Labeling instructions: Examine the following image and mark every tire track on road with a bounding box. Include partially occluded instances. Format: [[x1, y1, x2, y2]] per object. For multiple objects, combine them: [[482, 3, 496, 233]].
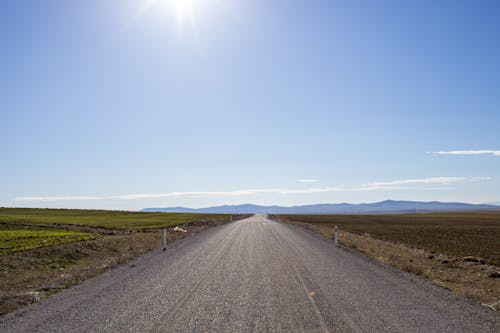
[[267, 222, 331, 333], [86, 222, 243, 333], [150, 221, 245, 333], [268, 218, 363, 333]]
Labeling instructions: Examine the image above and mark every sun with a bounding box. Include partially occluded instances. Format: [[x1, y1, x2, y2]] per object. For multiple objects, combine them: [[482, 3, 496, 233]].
[[135, 0, 215, 30], [170, 0, 195, 22]]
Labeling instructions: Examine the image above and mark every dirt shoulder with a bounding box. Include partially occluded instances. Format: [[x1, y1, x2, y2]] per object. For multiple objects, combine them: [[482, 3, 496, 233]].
[[0, 217, 247, 315], [277, 219, 500, 312]]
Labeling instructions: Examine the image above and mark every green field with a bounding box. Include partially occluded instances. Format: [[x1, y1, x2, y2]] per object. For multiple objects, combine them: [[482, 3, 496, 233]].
[[0, 228, 97, 255], [273, 212, 500, 266], [0, 208, 233, 230]]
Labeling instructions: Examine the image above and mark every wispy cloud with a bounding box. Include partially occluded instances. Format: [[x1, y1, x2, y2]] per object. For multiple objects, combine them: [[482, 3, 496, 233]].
[[109, 188, 344, 199], [15, 176, 490, 202], [432, 150, 500, 156], [364, 177, 466, 187], [362, 176, 490, 191], [297, 179, 319, 183], [15, 196, 106, 202], [15, 187, 344, 202]]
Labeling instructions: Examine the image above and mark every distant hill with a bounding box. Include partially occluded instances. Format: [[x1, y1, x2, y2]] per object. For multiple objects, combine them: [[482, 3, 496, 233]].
[[142, 200, 499, 214]]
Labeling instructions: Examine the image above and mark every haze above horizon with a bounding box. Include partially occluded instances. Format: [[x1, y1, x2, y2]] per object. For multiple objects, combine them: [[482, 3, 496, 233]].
[[1, 0, 499, 210]]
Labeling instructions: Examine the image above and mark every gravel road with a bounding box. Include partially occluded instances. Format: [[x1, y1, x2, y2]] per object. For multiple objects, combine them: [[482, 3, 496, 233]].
[[1, 214, 498, 332]]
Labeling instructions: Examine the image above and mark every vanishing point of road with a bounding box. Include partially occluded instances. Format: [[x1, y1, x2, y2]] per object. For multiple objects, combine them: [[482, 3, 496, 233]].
[[1, 215, 499, 332]]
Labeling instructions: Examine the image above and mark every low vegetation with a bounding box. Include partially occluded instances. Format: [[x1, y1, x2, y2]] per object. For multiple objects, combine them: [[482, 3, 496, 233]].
[[0, 207, 233, 229], [0, 228, 98, 255], [0, 208, 245, 315], [272, 212, 500, 311]]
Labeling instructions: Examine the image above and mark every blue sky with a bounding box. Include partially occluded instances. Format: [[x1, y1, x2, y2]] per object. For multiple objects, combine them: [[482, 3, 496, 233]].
[[1, 0, 499, 210]]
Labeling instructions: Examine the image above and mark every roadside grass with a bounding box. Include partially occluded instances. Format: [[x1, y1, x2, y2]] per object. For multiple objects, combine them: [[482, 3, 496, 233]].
[[0, 208, 233, 230], [0, 232, 161, 315], [0, 208, 248, 315], [271, 213, 500, 311], [0, 228, 98, 255]]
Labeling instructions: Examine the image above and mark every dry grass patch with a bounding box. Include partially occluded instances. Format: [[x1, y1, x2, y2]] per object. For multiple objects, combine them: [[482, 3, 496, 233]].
[[0, 232, 159, 315]]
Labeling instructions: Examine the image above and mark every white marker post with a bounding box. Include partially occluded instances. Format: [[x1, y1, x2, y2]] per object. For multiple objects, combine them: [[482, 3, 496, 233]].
[[162, 228, 167, 252], [334, 225, 339, 247]]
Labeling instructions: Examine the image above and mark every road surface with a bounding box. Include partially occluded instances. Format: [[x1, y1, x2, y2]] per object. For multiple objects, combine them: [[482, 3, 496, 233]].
[[1, 214, 498, 332]]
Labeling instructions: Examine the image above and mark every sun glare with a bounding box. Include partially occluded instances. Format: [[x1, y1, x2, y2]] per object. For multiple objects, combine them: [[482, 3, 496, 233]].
[[170, 0, 195, 22], [137, 0, 217, 28]]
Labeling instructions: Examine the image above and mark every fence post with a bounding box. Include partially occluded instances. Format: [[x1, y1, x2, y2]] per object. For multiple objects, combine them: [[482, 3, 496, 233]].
[[334, 225, 339, 247], [163, 228, 167, 251]]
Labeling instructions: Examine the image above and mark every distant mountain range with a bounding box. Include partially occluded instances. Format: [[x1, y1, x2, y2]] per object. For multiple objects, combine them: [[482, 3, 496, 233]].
[[142, 200, 499, 214]]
